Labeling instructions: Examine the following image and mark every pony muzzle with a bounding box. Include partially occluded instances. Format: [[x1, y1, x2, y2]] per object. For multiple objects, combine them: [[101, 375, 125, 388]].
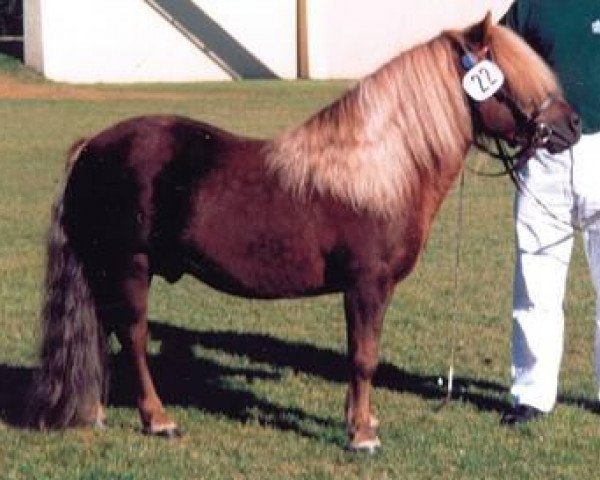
[[542, 111, 582, 154]]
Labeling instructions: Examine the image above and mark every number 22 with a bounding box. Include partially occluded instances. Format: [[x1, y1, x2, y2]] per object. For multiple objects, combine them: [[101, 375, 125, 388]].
[[472, 67, 498, 94]]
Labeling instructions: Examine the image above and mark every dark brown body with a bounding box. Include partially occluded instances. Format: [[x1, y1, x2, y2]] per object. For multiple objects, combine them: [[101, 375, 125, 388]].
[[66, 115, 429, 301]]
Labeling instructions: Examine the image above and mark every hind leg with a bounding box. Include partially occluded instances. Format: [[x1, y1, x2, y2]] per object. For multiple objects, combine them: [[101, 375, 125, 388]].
[[98, 252, 178, 436]]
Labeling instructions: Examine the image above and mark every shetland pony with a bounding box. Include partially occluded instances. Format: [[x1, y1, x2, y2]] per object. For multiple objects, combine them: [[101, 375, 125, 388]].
[[28, 14, 580, 451]]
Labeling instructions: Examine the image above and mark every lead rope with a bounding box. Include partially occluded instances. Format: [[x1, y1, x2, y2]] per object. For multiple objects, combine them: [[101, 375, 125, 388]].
[[441, 149, 560, 405], [443, 170, 465, 404], [441, 147, 582, 406]]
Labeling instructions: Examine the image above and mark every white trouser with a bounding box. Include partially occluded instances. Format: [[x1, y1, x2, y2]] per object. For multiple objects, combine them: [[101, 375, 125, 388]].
[[511, 132, 600, 412]]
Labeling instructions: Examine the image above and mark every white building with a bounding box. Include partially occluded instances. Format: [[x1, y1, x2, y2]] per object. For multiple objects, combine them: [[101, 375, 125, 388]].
[[23, 0, 513, 83]]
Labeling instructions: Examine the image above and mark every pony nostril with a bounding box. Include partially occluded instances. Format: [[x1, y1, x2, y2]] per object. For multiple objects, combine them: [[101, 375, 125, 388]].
[[570, 113, 582, 130]]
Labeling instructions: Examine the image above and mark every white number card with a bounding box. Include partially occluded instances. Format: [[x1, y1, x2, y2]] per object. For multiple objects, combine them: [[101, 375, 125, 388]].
[[462, 59, 505, 102]]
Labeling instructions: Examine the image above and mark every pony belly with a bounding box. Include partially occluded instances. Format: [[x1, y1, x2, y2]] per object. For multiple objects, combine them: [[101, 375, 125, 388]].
[[181, 245, 329, 299]]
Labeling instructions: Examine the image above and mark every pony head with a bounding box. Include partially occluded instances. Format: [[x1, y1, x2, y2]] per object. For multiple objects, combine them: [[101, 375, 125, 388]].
[[447, 12, 581, 156]]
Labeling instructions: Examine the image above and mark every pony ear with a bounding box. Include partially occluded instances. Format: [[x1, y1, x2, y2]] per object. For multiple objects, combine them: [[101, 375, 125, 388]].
[[446, 11, 493, 56]]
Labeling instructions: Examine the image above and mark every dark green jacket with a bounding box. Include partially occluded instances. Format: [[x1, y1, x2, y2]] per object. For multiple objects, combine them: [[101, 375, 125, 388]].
[[503, 0, 600, 133]]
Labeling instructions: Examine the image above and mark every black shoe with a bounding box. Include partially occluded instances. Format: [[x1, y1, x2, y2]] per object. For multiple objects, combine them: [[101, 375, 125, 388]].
[[500, 404, 544, 426]]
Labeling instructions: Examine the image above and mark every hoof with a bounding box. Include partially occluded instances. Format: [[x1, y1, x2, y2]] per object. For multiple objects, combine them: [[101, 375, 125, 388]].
[[155, 427, 182, 439], [347, 436, 381, 454], [93, 418, 107, 430], [142, 424, 182, 439]]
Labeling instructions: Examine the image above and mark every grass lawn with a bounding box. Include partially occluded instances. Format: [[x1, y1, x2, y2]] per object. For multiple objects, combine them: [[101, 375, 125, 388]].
[[0, 55, 599, 479]]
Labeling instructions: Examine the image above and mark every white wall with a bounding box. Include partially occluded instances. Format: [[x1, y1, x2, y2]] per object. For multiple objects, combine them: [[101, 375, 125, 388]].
[[24, 0, 297, 83], [306, 0, 514, 79], [24, 0, 515, 83]]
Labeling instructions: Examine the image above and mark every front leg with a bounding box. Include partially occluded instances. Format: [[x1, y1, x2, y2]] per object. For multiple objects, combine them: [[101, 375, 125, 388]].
[[344, 275, 393, 452]]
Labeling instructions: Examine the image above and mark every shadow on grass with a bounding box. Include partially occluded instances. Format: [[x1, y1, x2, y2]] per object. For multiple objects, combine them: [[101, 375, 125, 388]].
[[146, 321, 512, 414], [559, 395, 600, 414], [109, 333, 340, 440], [0, 364, 33, 426], [8, 319, 586, 435]]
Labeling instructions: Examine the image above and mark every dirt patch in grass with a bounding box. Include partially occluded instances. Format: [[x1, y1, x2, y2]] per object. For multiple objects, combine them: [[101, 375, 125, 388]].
[[0, 74, 188, 101]]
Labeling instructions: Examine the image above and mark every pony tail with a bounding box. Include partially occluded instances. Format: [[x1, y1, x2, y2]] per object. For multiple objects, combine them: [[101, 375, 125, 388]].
[[27, 145, 108, 429]]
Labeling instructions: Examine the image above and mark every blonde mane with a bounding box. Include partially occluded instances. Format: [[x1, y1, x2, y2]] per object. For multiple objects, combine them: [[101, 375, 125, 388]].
[[265, 24, 557, 217]]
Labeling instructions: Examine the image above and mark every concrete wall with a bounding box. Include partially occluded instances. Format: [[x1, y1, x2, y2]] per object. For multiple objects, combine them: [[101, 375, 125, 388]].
[[24, 0, 297, 83], [24, 0, 514, 83], [305, 0, 514, 79], [23, 0, 43, 73]]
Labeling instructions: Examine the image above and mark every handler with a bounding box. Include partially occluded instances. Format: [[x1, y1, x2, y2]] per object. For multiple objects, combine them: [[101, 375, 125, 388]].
[[501, 0, 600, 424]]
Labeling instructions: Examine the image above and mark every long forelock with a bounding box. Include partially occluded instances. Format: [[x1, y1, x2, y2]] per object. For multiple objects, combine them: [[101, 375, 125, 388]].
[[489, 24, 560, 105], [265, 35, 471, 217]]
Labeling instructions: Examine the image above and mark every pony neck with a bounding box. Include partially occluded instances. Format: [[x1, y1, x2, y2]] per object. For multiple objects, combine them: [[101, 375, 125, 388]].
[[267, 35, 473, 217]]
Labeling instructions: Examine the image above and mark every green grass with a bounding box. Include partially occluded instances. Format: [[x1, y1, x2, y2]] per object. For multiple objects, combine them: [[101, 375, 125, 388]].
[[0, 53, 42, 82], [0, 59, 598, 479]]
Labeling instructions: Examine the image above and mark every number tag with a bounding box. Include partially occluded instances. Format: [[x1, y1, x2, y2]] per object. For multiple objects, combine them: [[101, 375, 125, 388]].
[[462, 59, 505, 102]]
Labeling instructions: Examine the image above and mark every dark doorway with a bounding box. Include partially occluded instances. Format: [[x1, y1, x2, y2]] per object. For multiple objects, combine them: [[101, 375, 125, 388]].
[[0, 0, 23, 60]]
